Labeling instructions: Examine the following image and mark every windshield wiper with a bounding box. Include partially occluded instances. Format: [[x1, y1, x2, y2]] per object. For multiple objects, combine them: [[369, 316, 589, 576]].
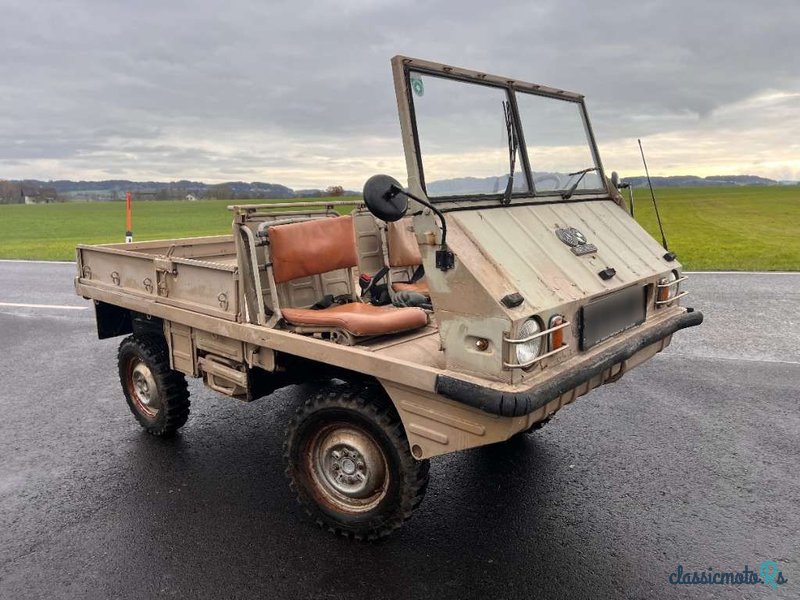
[[502, 100, 518, 205], [561, 167, 598, 200]]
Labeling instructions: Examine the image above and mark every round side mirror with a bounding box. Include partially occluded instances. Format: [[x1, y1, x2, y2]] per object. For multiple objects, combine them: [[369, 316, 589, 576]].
[[362, 174, 408, 222], [610, 171, 620, 189]]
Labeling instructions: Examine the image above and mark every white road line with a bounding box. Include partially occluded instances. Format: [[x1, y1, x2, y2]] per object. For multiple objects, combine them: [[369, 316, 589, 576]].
[[0, 259, 76, 264], [664, 353, 800, 366], [0, 302, 88, 311]]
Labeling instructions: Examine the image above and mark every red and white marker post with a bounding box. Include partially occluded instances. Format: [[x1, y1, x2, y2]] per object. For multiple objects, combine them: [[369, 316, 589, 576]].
[[125, 191, 133, 243]]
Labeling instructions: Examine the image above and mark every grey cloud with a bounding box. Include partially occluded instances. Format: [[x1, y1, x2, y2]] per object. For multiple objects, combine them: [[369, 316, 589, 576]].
[[0, 0, 797, 186]]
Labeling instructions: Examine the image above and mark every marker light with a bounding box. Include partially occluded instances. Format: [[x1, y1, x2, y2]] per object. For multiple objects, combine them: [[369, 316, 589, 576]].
[[657, 271, 679, 305], [549, 315, 565, 350]]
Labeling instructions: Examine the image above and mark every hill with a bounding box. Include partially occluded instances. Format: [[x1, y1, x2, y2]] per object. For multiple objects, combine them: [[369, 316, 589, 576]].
[[0, 179, 358, 204], [425, 173, 785, 195], [621, 174, 780, 188]]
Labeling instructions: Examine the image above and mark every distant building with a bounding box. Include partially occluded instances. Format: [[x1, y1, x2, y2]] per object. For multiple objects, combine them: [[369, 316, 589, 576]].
[[185, 193, 198, 201], [21, 187, 57, 204]]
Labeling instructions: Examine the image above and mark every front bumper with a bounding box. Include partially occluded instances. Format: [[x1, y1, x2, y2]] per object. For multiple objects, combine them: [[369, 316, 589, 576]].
[[435, 308, 703, 417]]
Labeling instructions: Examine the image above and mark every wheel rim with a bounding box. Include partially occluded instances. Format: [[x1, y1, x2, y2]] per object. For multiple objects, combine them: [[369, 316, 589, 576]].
[[127, 359, 160, 418], [305, 423, 389, 514]]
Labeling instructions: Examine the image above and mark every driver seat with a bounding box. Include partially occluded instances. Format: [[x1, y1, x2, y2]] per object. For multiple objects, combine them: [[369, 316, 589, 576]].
[[385, 218, 430, 296]]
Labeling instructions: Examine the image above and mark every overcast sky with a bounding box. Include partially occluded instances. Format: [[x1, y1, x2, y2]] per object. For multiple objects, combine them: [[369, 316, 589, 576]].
[[1, 0, 798, 189]]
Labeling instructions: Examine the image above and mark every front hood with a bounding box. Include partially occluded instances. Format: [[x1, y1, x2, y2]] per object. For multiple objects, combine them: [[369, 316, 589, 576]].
[[449, 199, 674, 312]]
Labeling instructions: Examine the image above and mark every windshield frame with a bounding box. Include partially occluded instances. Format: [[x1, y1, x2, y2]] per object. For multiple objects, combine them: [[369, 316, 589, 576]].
[[393, 56, 608, 206]]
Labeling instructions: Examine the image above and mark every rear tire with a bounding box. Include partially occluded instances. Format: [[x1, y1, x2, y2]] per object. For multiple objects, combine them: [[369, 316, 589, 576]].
[[118, 335, 190, 436], [284, 382, 429, 540]]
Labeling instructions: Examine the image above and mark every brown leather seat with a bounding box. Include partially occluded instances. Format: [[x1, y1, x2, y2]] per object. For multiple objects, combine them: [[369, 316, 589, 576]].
[[282, 303, 427, 337], [392, 281, 430, 295], [270, 216, 359, 284], [387, 219, 430, 298], [268, 216, 428, 337]]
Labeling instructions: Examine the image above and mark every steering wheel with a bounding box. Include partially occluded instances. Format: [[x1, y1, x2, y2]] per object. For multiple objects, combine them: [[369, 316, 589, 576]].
[[533, 173, 563, 192]]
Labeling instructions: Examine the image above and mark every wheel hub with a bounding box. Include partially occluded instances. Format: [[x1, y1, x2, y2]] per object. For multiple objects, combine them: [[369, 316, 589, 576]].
[[324, 445, 370, 494], [308, 424, 389, 512], [130, 361, 160, 416]]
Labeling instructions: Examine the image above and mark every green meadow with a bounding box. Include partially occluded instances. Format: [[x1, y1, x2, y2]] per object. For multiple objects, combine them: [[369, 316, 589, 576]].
[[0, 186, 797, 270], [0, 198, 354, 262], [627, 186, 799, 271]]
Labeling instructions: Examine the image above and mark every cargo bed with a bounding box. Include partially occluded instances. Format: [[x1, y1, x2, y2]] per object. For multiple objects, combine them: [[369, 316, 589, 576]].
[[76, 235, 240, 321]]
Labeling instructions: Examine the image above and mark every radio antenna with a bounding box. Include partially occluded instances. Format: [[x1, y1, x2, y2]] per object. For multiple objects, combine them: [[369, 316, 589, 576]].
[[638, 139, 671, 255]]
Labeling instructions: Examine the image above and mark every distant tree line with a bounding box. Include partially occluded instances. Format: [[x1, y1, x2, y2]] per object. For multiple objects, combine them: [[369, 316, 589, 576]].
[[0, 180, 58, 204], [0, 179, 359, 204], [0, 180, 21, 204]]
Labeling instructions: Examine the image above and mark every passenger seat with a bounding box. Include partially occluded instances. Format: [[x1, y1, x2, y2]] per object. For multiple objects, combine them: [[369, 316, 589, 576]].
[[266, 216, 428, 338]]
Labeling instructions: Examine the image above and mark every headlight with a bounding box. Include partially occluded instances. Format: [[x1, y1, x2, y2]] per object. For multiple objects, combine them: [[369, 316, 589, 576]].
[[515, 318, 543, 365]]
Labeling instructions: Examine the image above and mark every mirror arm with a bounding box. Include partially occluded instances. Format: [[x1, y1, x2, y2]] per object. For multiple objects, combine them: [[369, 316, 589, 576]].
[[388, 185, 454, 271], [388, 185, 447, 246]]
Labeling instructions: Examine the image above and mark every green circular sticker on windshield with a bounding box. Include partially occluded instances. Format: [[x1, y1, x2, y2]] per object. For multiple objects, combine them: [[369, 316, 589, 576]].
[[411, 76, 424, 97]]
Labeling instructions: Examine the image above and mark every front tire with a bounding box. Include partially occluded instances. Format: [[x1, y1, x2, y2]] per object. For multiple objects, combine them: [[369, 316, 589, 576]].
[[284, 383, 429, 540], [118, 335, 190, 436]]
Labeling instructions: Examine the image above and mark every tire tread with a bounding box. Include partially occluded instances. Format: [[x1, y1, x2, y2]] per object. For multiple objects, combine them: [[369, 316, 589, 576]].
[[117, 334, 190, 436], [283, 382, 429, 541]]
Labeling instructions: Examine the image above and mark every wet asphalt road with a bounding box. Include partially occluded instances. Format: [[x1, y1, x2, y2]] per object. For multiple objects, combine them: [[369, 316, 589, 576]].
[[0, 261, 798, 599]]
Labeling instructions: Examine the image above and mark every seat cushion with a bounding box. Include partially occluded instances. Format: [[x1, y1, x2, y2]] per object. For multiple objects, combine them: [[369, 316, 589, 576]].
[[392, 281, 430, 295], [282, 303, 427, 337]]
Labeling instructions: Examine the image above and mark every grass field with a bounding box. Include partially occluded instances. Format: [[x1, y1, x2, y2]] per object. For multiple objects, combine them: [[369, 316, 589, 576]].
[[0, 198, 354, 262], [0, 187, 797, 270], [629, 186, 799, 271]]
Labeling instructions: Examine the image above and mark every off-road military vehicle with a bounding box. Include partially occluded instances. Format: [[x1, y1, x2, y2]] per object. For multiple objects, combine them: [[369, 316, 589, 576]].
[[75, 56, 703, 539]]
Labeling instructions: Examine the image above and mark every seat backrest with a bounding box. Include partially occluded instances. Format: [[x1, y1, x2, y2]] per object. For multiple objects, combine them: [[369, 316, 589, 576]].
[[239, 212, 334, 314], [387, 218, 422, 268], [352, 209, 385, 276], [269, 215, 358, 284]]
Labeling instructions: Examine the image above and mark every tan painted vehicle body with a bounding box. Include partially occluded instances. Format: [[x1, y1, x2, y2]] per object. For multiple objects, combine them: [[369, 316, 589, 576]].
[[76, 56, 702, 537]]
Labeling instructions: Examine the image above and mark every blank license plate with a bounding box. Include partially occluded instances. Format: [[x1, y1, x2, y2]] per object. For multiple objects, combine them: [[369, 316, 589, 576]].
[[580, 286, 646, 350]]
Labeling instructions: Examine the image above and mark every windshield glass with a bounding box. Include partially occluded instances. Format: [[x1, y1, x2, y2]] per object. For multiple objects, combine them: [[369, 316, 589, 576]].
[[515, 91, 602, 194], [407, 70, 602, 200], [409, 71, 527, 198]]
